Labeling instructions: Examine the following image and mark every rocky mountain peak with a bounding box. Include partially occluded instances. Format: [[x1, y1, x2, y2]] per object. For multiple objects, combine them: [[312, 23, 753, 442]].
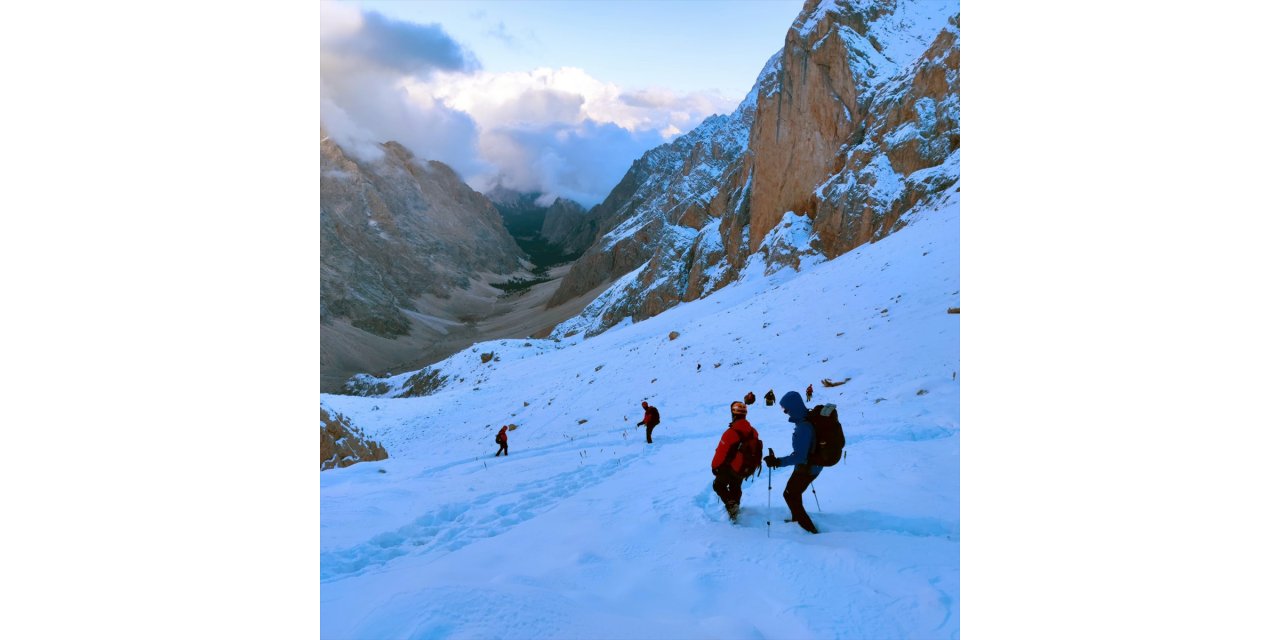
[[320, 135, 527, 391], [546, 0, 959, 339], [544, 90, 757, 310]]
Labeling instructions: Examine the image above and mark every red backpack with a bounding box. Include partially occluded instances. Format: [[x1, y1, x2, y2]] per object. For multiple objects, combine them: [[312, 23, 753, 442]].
[[727, 426, 764, 479]]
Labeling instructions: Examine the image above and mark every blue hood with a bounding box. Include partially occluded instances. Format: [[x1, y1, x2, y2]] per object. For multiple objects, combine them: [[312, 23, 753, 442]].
[[774, 390, 819, 473], [780, 391, 809, 422]]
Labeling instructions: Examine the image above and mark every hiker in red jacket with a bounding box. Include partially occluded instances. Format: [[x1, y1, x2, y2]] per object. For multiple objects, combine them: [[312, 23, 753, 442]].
[[711, 401, 761, 522], [495, 425, 509, 457], [637, 401, 661, 444], [806, 384, 814, 402]]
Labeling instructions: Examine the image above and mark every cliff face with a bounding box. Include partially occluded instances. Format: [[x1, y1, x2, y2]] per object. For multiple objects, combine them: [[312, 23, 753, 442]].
[[550, 0, 959, 338], [808, 6, 960, 257], [320, 137, 526, 388], [742, 12, 860, 252], [727, 0, 959, 258]]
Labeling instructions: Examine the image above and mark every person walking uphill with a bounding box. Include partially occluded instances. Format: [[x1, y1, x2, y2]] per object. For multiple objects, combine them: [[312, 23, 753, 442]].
[[806, 384, 814, 402], [765, 391, 821, 534], [764, 389, 776, 406], [711, 401, 763, 522], [637, 401, 661, 444], [495, 425, 509, 457]]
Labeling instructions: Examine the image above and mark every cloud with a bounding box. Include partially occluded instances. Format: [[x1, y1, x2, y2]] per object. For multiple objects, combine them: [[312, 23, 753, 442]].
[[320, 3, 486, 172], [319, 5, 737, 206], [320, 3, 477, 74], [419, 67, 733, 140], [408, 67, 734, 203], [475, 120, 667, 206]]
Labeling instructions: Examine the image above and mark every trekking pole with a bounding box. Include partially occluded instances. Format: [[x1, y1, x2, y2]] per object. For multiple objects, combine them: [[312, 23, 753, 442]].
[[766, 448, 774, 537], [811, 479, 822, 512]]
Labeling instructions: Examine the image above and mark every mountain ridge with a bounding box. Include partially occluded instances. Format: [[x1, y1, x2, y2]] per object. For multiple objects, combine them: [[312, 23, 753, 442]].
[[541, 0, 959, 339], [321, 135, 530, 391]]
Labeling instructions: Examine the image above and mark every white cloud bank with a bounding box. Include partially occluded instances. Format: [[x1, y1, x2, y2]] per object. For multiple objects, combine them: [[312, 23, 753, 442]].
[[320, 3, 736, 206]]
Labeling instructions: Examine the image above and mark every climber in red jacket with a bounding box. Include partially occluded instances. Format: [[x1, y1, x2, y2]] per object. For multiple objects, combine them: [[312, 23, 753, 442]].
[[495, 425, 509, 457], [637, 401, 661, 444], [711, 401, 762, 522]]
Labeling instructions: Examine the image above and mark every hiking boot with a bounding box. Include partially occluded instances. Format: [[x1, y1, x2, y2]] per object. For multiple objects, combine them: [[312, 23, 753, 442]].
[[799, 520, 819, 534], [726, 504, 740, 522]]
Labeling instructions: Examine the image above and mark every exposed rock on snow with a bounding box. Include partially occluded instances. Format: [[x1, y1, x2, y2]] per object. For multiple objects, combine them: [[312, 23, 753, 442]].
[[320, 406, 388, 470], [396, 368, 449, 398], [343, 374, 390, 397]]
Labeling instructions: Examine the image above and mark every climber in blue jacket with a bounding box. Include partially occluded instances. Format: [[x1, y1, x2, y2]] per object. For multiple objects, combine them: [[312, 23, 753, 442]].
[[764, 391, 821, 534]]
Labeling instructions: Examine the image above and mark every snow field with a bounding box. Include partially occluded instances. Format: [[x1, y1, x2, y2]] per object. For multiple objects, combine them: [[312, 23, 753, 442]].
[[321, 188, 959, 639]]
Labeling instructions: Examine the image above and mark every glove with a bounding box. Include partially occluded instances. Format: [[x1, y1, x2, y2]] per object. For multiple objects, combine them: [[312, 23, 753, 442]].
[[764, 454, 779, 468], [636, 422, 643, 427]]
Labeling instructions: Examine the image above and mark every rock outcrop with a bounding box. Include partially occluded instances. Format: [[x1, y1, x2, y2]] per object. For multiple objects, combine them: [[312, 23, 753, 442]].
[[320, 406, 388, 470], [550, 0, 959, 338]]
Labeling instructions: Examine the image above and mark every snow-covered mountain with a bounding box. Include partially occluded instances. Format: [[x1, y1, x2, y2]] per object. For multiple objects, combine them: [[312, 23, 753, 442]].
[[544, 94, 756, 313], [548, 0, 959, 338], [320, 183, 959, 637]]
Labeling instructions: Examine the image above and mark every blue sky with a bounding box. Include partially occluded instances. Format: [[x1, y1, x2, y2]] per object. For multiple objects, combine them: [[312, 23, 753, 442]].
[[358, 0, 803, 98], [321, 0, 803, 206]]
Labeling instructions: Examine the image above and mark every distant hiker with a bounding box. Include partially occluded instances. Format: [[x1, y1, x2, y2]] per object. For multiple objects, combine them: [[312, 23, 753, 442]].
[[711, 401, 763, 522], [637, 401, 661, 444], [744, 391, 756, 405], [764, 389, 776, 406], [806, 384, 814, 402], [764, 391, 821, 534], [495, 425, 509, 457]]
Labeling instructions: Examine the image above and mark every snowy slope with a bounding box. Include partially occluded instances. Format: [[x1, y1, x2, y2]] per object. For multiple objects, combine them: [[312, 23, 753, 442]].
[[320, 188, 959, 639]]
